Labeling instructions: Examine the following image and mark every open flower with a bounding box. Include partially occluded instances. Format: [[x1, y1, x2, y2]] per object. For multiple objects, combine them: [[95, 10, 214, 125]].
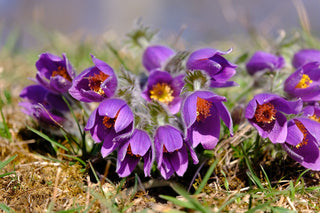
[[36, 53, 75, 94], [303, 104, 320, 123], [19, 84, 69, 126], [246, 51, 285, 75], [155, 125, 198, 180], [142, 70, 184, 114], [282, 118, 320, 170], [284, 62, 320, 102], [69, 55, 117, 102], [245, 93, 302, 143], [292, 49, 320, 68], [85, 98, 134, 157], [182, 90, 233, 149], [142, 45, 175, 72], [186, 48, 237, 88], [116, 129, 154, 177]]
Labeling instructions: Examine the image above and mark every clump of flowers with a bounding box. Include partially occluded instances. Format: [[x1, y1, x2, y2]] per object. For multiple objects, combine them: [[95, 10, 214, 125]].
[[20, 42, 237, 180]]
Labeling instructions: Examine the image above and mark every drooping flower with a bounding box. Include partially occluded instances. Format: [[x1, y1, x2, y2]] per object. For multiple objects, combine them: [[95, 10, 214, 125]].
[[142, 45, 175, 72], [19, 84, 69, 126], [292, 49, 320, 68], [154, 125, 198, 180], [284, 62, 320, 102], [245, 93, 302, 143], [182, 90, 233, 149], [186, 48, 237, 88], [246, 51, 285, 75], [116, 129, 154, 177], [35, 53, 75, 94], [302, 104, 320, 123], [85, 98, 134, 157], [142, 70, 184, 114], [282, 118, 320, 170], [69, 55, 117, 102]]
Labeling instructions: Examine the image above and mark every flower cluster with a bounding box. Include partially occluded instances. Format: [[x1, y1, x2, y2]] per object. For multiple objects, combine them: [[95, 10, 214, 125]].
[[20, 45, 236, 179], [245, 49, 320, 170]]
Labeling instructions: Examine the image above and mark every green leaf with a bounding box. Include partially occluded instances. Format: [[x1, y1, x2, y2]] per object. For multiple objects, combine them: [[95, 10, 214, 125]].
[[0, 203, 15, 213], [159, 195, 194, 209], [0, 155, 17, 170], [195, 158, 218, 195], [26, 125, 69, 152]]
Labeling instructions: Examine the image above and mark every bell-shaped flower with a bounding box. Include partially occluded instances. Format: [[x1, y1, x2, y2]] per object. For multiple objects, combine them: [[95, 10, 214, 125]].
[[302, 104, 320, 122], [69, 55, 117, 102], [142, 45, 175, 72], [19, 84, 69, 126], [284, 62, 320, 102], [142, 70, 184, 114], [245, 93, 302, 143], [186, 48, 237, 88], [36, 53, 75, 94], [292, 49, 320, 68], [154, 125, 198, 180], [182, 90, 233, 149], [85, 98, 134, 157], [282, 118, 320, 170], [246, 51, 285, 76], [116, 129, 154, 177]]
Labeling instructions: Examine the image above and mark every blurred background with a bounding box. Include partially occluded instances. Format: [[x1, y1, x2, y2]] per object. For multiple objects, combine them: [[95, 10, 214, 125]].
[[0, 0, 319, 50]]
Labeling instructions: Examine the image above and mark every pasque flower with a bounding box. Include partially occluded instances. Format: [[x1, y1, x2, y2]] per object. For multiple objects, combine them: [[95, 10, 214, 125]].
[[116, 129, 154, 177], [186, 48, 237, 88], [19, 84, 69, 126], [36, 53, 76, 94], [85, 98, 134, 157], [284, 62, 320, 102], [155, 125, 198, 180], [246, 51, 285, 75], [245, 93, 302, 143], [303, 104, 320, 123], [292, 49, 320, 68], [282, 118, 320, 170], [142, 70, 184, 114], [142, 45, 175, 72], [182, 90, 233, 149], [69, 55, 117, 102]]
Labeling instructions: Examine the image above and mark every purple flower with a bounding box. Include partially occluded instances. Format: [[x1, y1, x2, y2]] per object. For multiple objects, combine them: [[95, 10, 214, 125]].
[[85, 98, 134, 157], [245, 93, 302, 143], [186, 48, 237, 88], [69, 55, 117, 102], [302, 104, 320, 122], [292, 49, 320, 68], [142, 45, 175, 72], [282, 118, 320, 170], [155, 125, 198, 180], [182, 90, 233, 149], [36, 53, 75, 94], [19, 84, 69, 126], [116, 129, 154, 177], [246, 51, 285, 75], [142, 70, 184, 114], [284, 62, 320, 102]]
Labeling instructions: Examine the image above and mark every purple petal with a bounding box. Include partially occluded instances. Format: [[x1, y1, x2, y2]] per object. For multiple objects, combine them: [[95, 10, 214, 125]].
[[114, 104, 134, 133], [157, 125, 183, 152], [142, 45, 175, 72], [129, 129, 152, 156]]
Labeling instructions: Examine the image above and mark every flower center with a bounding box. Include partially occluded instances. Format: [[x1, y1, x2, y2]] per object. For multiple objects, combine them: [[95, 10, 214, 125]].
[[102, 111, 119, 129], [294, 120, 309, 148], [309, 114, 320, 123], [149, 83, 174, 104], [88, 71, 110, 95], [51, 66, 72, 82], [295, 74, 313, 89], [127, 144, 141, 157], [196, 97, 212, 122], [254, 102, 277, 124]]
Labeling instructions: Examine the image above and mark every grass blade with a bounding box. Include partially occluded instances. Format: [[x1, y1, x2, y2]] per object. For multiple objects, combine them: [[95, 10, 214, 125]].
[[0, 155, 17, 170], [194, 158, 218, 195], [0, 203, 15, 213]]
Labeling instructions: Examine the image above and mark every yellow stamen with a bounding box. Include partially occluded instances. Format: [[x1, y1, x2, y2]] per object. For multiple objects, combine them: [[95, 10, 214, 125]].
[[309, 114, 320, 123], [254, 102, 277, 124], [88, 71, 110, 95], [149, 83, 174, 104], [102, 110, 119, 129], [51, 66, 72, 82], [196, 97, 212, 122], [294, 120, 309, 149], [295, 74, 313, 89]]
